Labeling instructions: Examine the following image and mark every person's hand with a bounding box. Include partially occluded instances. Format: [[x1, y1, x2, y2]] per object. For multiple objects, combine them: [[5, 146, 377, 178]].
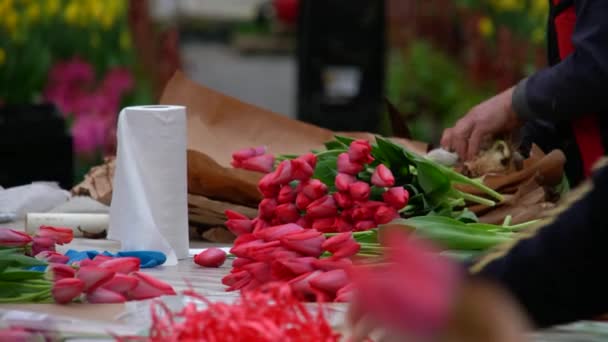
[[441, 87, 522, 160]]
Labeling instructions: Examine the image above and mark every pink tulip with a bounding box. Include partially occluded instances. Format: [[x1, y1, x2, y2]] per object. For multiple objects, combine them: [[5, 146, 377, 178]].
[[35, 251, 69, 264], [275, 203, 300, 223], [311, 257, 353, 271], [77, 266, 115, 293], [333, 192, 353, 209], [272, 257, 316, 280], [371, 164, 395, 187], [348, 139, 374, 164], [301, 179, 328, 200], [337, 153, 364, 175], [87, 287, 126, 303], [251, 218, 270, 233], [291, 158, 314, 181], [233, 233, 257, 246], [48, 263, 76, 281], [239, 154, 275, 173], [254, 223, 303, 242], [52, 278, 85, 304], [194, 248, 227, 268], [310, 269, 349, 296], [277, 185, 297, 204], [258, 172, 281, 198], [295, 215, 313, 229], [101, 274, 138, 295], [129, 272, 176, 300], [0, 327, 38, 342], [349, 182, 371, 202], [335, 283, 354, 303], [0, 228, 32, 247], [312, 217, 336, 232], [280, 230, 325, 257], [335, 173, 356, 193], [295, 192, 313, 211], [335, 217, 354, 232], [383, 187, 410, 210], [375, 205, 399, 224], [232, 146, 266, 162], [258, 198, 278, 219], [99, 257, 141, 274], [322, 232, 360, 258], [232, 257, 254, 268], [37, 226, 73, 245], [271, 249, 302, 260], [225, 210, 249, 220], [77, 259, 104, 268], [288, 270, 323, 298], [354, 220, 376, 231], [299, 152, 317, 169], [351, 206, 374, 221], [31, 237, 56, 256], [248, 244, 294, 262], [306, 195, 338, 219], [242, 262, 272, 283], [271, 160, 294, 185], [226, 219, 253, 236], [231, 239, 280, 259], [93, 254, 114, 262]]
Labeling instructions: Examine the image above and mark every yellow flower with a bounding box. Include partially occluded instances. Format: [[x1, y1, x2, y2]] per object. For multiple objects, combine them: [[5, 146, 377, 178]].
[[45, 0, 60, 16], [100, 12, 116, 29], [4, 8, 18, 35], [478, 16, 494, 38], [0, 0, 14, 17], [119, 29, 131, 50], [531, 0, 549, 16], [64, 2, 80, 25], [0, 48, 6, 66], [25, 2, 41, 22], [493, 0, 523, 11]]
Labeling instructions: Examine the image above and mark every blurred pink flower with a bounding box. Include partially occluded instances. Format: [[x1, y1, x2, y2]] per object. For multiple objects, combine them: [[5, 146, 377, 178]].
[[71, 114, 114, 155], [102, 67, 134, 97]]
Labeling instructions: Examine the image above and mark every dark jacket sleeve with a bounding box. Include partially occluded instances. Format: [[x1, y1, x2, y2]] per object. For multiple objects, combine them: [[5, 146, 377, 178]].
[[470, 163, 608, 328], [512, 0, 608, 122]]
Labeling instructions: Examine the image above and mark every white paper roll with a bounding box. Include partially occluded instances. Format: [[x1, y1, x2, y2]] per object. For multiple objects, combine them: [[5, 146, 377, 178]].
[[109, 105, 189, 265], [26, 213, 109, 237]]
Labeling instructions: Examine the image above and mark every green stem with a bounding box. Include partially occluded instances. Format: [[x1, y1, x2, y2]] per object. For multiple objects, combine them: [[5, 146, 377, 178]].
[[506, 219, 541, 231], [313, 149, 345, 158], [455, 190, 496, 207], [502, 215, 512, 227], [0, 288, 51, 303], [441, 165, 504, 201], [0, 280, 50, 290]]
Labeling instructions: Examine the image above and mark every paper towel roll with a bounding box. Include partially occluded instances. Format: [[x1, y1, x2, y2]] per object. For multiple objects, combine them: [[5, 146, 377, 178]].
[[109, 105, 189, 265]]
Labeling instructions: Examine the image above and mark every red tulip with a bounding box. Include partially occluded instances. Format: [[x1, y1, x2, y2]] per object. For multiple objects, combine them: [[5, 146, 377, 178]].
[[272, 257, 316, 280], [306, 195, 337, 218], [337, 153, 364, 175], [335, 173, 356, 192], [375, 205, 399, 224], [371, 164, 395, 187], [351, 206, 374, 221], [52, 278, 85, 304], [251, 218, 270, 233], [299, 152, 317, 169], [223, 270, 253, 291], [354, 220, 376, 231], [258, 172, 281, 198], [295, 215, 313, 229], [312, 217, 336, 233], [295, 192, 312, 211], [271, 160, 294, 185], [78, 259, 104, 268], [87, 287, 126, 303], [349, 182, 371, 202], [333, 192, 353, 209], [93, 254, 114, 262], [311, 257, 353, 271], [383, 187, 410, 210], [322, 232, 360, 258], [31, 237, 56, 256], [101, 274, 139, 295], [231, 239, 280, 259], [271, 249, 302, 260], [48, 263, 76, 281], [240, 154, 275, 173], [233, 233, 257, 245], [232, 257, 254, 268], [348, 139, 374, 164], [280, 230, 325, 257], [310, 269, 349, 296], [277, 185, 297, 204], [335, 217, 354, 232], [226, 218, 253, 236], [194, 248, 227, 268], [275, 203, 300, 223], [335, 284, 354, 303], [232, 146, 266, 162], [0, 327, 38, 341], [129, 271, 176, 300], [258, 198, 278, 219], [288, 270, 323, 298], [98, 257, 141, 274], [301, 179, 328, 200], [242, 262, 272, 283], [37, 226, 73, 245], [225, 210, 249, 220], [35, 251, 69, 264], [292, 158, 314, 181], [254, 223, 303, 242], [0, 228, 32, 247], [77, 266, 115, 293]]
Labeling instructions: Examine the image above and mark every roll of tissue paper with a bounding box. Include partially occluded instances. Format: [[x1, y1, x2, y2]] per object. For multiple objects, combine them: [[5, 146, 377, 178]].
[[109, 105, 189, 265]]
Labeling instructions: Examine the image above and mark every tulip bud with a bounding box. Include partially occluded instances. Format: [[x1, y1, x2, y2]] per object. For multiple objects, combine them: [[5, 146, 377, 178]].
[[349, 182, 371, 202], [52, 278, 85, 304], [383, 187, 410, 210], [232, 146, 266, 162], [254, 223, 303, 241], [335, 173, 356, 192], [225, 210, 249, 220], [77, 266, 115, 293], [101, 274, 139, 295], [277, 185, 297, 204], [222, 270, 252, 291], [306, 195, 338, 219], [242, 262, 272, 283], [271, 257, 316, 280], [302, 179, 328, 200], [48, 263, 76, 282], [231, 239, 281, 259], [335, 283, 354, 302], [333, 192, 353, 209], [258, 172, 281, 198], [271, 160, 294, 185], [275, 203, 301, 223], [300, 152, 317, 168], [31, 237, 56, 256], [311, 257, 353, 271], [87, 287, 126, 304], [337, 153, 364, 175], [280, 230, 325, 257], [292, 158, 314, 181], [322, 232, 360, 258], [98, 257, 141, 274], [335, 217, 354, 233], [240, 154, 275, 173], [288, 270, 323, 298], [371, 164, 395, 187], [36, 251, 69, 264], [226, 218, 254, 236], [375, 205, 399, 224], [232, 257, 254, 268], [348, 139, 374, 164], [295, 216, 313, 229], [0, 228, 32, 247], [251, 218, 270, 233], [312, 217, 336, 233], [310, 269, 349, 296], [354, 220, 376, 231], [37, 226, 73, 245], [351, 206, 374, 221], [194, 248, 227, 268], [258, 198, 278, 219], [295, 192, 312, 211], [129, 271, 176, 300]]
